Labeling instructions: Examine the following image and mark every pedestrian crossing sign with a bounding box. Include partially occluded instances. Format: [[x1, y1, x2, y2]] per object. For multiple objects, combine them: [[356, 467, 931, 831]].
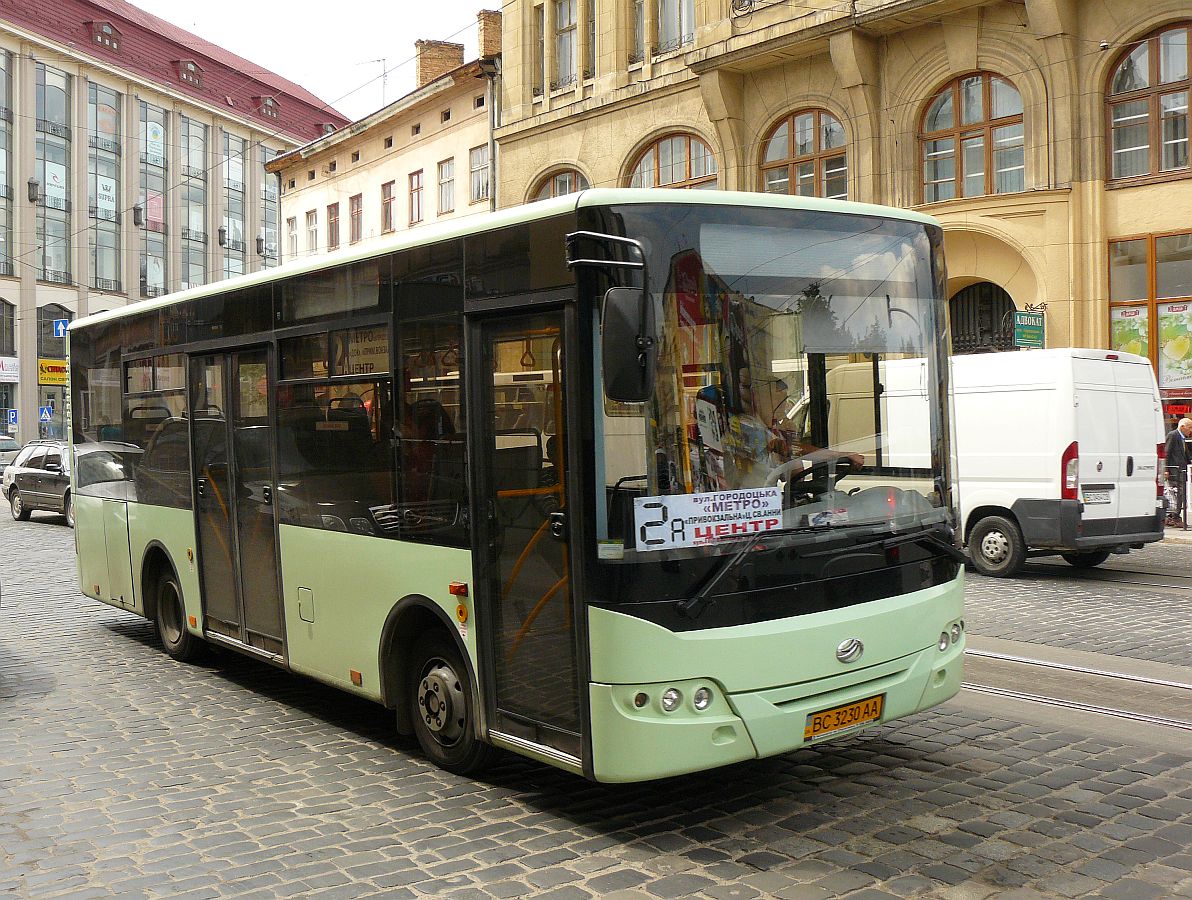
[[39, 406, 53, 423]]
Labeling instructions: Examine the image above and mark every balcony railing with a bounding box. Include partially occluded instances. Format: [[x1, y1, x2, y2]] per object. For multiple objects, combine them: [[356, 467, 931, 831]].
[[40, 268, 72, 285], [36, 119, 70, 139], [88, 135, 121, 154], [93, 277, 121, 292]]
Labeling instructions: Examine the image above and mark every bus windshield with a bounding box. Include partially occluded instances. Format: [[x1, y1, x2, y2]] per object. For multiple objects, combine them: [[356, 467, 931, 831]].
[[595, 203, 952, 562]]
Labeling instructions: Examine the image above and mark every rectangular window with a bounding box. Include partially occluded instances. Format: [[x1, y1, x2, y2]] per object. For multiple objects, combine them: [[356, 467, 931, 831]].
[[1112, 100, 1151, 179], [1161, 91, 1189, 171], [438, 159, 454, 214], [470, 145, 489, 203], [381, 181, 395, 232], [349, 193, 362, 243], [585, 0, 596, 78], [632, 0, 645, 63], [327, 202, 340, 251], [287, 216, 298, 258], [657, 0, 693, 53], [923, 138, 956, 203], [0, 51, 12, 276], [223, 133, 246, 278], [261, 146, 281, 267], [1109, 239, 1148, 301], [306, 209, 317, 253], [88, 82, 121, 291], [533, 5, 545, 96], [409, 170, 424, 223], [823, 154, 847, 200], [555, 0, 577, 88], [37, 64, 72, 283], [993, 123, 1026, 193]]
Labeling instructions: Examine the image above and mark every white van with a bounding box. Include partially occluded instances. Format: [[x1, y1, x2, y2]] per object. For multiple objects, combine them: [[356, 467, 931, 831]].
[[810, 349, 1166, 576]]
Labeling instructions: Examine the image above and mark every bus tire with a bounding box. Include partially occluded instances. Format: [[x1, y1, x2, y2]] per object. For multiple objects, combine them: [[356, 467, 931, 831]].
[[154, 569, 205, 663], [967, 515, 1026, 577], [1061, 550, 1111, 569], [408, 632, 493, 775], [9, 488, 29, 521]]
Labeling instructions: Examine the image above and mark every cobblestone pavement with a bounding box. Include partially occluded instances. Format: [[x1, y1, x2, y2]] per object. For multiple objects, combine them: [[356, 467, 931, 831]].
[[2, 511, 1192, 899], [964, 544, 1192, 668]]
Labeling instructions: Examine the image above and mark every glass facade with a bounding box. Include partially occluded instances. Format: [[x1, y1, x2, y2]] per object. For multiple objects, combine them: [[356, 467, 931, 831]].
[[36, 64, 72, 284], [88, 83, 121, 292], [140, 101, 168, 297], [0, 52, 11, 276], [261, 147, 280, 267], [180, 116, 207, 290], [223, 133, 247, 278]]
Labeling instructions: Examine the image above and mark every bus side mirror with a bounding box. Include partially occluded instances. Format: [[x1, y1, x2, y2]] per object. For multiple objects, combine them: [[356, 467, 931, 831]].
[[601, 287, 655, 403]]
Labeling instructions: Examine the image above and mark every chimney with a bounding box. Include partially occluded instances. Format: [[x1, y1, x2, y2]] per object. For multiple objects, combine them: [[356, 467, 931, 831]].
[[416, 40, 465, 88], [477, 9, 502, 60]]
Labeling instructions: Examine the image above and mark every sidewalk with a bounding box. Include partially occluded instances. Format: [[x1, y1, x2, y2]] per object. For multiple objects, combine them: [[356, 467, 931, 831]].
[[1163, 524, 1192, 544]]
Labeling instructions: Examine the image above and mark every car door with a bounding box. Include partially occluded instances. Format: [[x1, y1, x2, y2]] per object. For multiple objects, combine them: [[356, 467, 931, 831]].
[[18, 448, 47, 504], [41, 447, 69, 510]]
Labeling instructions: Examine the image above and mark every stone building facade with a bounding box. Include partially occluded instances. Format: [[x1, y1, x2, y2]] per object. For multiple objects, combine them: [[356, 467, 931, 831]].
[[268, 12, 502, 260], [495, 0, 1192, 425], [0, 0, 344, 442]]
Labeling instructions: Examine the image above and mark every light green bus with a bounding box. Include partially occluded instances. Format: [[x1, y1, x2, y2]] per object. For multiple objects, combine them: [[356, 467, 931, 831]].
[[69, 189, 965, 782]]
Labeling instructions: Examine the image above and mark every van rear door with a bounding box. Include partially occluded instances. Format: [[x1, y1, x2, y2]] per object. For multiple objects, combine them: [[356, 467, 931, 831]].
[[1112, 357, 1164, 525], [1073, 358, 1120, 523]]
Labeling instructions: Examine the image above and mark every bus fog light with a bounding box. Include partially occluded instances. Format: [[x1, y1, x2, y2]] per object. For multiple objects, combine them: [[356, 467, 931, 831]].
[[950, 623, 962, 643], [661, 688, 682, 712], [633, 692, 649, 709], [693, 687, 712, 711], [938, 632, 950, 651]]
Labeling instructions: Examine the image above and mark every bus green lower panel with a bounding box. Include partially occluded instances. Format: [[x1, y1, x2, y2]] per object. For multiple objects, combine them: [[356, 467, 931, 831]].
[[127, 504, 202, 622]]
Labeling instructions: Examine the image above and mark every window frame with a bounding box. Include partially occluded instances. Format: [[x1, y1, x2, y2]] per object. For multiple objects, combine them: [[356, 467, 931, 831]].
[[532, 167, 590, 200], [438, 158, 455, 214], [919, 72, 1025, 204], [326, 201, 340, 251], [1105, 23, 1192, 185], [349, 193, 362, 244], [758, 108, 848, 200], [381, 180, 395, 233], [409, 170, 424, 224], [626, 133, 718, 189], [469, 145, 489, 203]]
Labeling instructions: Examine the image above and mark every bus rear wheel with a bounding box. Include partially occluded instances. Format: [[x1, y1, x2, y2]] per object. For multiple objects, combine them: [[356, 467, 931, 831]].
[[154, 569, 205, 663], [407, 633, 493, 775]]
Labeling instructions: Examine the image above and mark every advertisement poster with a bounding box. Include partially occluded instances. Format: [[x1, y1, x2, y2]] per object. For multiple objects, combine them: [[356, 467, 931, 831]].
[[96, 176, 117, 219], [145, 121, 165, 164], [1158, 301, 1192, 391], [38, 358, 68, 386], [0, 356, 17, 383], [45, 161, 67, 206], [1110, 306, 1149, 359]]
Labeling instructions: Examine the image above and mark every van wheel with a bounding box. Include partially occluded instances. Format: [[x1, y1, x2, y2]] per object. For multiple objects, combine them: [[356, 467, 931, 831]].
[[1061, 551, 1111, 569], [407, 632, 493, 775], [154, 570, 205, 663], [967, 515, 1026, 577], [9, 488, 29, 521]]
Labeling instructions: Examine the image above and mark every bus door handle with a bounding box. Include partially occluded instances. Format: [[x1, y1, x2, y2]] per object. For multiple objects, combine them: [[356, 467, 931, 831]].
[[549, 511, 568, 541], [1126, 456, 1134, 476], [263, 485, 273, 505], [196, 477, 207, 498]]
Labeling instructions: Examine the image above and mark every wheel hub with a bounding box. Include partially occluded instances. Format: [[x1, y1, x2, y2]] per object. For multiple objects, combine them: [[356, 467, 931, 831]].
[[980, 530, 1009, 563], [419, 662, 464, 743]]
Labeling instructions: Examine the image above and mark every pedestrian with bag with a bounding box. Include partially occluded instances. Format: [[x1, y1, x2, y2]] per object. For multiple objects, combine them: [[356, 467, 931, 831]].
[[1164, 417, 1192, 528]]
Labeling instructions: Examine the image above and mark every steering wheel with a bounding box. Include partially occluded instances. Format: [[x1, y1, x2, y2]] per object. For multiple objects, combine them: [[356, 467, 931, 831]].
[[765, 455, 861, 488]]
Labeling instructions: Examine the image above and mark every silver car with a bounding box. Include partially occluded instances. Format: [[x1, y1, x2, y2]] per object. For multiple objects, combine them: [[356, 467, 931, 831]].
[[0, 435, 19, 476]]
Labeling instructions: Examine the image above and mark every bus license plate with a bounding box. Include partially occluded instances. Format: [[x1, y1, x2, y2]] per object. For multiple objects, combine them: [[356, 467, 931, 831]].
[[1083, 490, 1111, 504], [804, 694, 885, 742]]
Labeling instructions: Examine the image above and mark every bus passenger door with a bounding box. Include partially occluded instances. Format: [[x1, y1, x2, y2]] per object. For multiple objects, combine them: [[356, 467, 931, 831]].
[[189, 349, 285, 658], [472, 310, 583, 764]]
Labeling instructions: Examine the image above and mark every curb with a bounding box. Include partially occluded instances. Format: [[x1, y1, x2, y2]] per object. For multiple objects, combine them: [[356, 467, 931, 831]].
[[1162, 528, 1192, 545]]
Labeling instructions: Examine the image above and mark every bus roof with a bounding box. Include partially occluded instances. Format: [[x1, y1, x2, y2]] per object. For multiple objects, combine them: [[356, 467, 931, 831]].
[[72, 189, 941, 332]]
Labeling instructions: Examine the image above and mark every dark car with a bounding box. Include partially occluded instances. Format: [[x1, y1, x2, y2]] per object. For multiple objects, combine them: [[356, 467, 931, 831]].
[[3, 440, 73, 526]]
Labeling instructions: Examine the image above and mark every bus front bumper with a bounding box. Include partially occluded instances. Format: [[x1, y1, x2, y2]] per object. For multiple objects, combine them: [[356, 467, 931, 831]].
[[588, 635, 964, 783]]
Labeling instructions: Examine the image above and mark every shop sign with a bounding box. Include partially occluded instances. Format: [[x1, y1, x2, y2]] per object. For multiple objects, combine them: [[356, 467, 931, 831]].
[[1110, 307, 1148, 358], [1012, 311, 1045, 348], [0, 355, 17, 383], [1158, 301, 1192, 391], [1165, 402, 1191, 417], [38, 358, 68, 386]]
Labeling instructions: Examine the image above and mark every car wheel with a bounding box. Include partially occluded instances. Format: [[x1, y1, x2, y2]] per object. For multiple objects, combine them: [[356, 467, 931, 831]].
[[9, 488, 29, 521], [407, 632, 494, 775], [967, 515, 1026, 577], [1060, 550, 1111, 569], [154, 569, 205, 663], [62, 491, 74, 528]]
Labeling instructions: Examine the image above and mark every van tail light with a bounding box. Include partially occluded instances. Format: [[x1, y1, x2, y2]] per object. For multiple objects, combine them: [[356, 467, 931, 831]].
[[1157, 442, 1166, 499], [1061, 441, 1079, 501]]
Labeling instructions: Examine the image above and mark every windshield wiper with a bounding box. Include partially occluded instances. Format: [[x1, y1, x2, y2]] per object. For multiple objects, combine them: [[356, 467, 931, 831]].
[[798, 524, 965, 562], [675, 525, 828, 620]]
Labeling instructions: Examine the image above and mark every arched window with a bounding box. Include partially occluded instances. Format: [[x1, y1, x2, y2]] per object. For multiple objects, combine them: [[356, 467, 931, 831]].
[[921, 73, 1024, 203], [760, 109, 847, 199], [533, 168, 590, 200], [1107, 23, 1191, 180], [627, 134, 717, 189]]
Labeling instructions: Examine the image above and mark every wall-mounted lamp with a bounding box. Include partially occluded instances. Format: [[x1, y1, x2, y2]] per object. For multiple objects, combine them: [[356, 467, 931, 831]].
[[132, 203, 144, 227], [27, 178, 39, 203], [256, 235, 266, 256], [217, 225, 228, 247]]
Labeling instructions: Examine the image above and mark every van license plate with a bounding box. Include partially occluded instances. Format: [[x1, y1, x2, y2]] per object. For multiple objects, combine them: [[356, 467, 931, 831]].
[[804, 694, 884, 742], [1083, 490, 1111, 504]]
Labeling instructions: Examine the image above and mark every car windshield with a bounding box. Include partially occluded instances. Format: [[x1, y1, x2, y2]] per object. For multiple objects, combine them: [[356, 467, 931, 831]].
[[593, 203, 952, 562], [0, 437, 18, 451]]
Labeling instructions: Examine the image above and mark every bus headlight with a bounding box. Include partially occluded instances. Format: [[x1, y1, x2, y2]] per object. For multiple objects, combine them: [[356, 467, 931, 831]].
[[693, 687, 713, 711], [938, 632, 950, 651], [661, 688, 682, 712], [950, 623, 962, 643]]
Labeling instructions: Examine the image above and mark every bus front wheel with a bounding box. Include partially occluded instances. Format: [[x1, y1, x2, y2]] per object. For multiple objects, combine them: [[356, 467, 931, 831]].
[[407, 633, 493, 775]]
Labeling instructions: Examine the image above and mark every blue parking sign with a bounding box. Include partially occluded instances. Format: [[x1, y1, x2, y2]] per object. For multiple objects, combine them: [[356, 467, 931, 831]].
[[53, 319, 69, 338], [6, 409, 15, 426]]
